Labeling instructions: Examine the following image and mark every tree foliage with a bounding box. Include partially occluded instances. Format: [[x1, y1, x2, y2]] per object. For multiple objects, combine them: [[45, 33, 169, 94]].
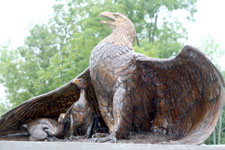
[[1, 0, 225, 145], [0, 0, 197, 108]]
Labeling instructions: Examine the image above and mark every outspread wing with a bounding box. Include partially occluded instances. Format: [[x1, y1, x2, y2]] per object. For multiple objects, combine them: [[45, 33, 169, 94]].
[[0, 68, 94, 136], [135, 45, 224, 144]]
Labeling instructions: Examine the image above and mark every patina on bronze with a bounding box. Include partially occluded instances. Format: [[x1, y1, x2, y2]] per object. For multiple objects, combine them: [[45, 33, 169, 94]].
[[22, 113, 66, 141], [63, 78, 108, 140], [0, 11, 224, 144]]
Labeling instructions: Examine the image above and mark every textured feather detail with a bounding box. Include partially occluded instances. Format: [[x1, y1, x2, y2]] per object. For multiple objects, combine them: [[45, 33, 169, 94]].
[[0, 68, 92, 136], [134, 45, 224, 143]]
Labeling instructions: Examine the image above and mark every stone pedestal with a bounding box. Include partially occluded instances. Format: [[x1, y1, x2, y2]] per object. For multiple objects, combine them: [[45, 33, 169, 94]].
[[0, 142, 225, 150]]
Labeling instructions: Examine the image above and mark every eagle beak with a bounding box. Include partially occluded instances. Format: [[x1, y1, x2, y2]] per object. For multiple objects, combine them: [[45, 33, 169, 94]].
[[73, 79, 81, 85], [58, 113, 66, 122], [99, 11, 115, 24], [60, 113, 65, 119]]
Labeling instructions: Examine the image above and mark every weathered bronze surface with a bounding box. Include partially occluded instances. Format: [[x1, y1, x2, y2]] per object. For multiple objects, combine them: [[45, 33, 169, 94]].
[[89, 11, 224, 143], [22, 114, 65, 141], [63, 78, 108, 139], [0, 11, 224, 144], [0, 68, 89, 136]]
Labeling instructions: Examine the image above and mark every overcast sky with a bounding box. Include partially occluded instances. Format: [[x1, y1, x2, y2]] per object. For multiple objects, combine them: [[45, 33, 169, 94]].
[[0, 0, 225, 49], [0, 0, 55, 47], [0, 0, 225, 103]]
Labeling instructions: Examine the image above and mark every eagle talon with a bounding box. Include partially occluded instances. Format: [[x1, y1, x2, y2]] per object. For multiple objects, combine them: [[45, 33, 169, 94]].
[[0, 11, 223, 145], [65, 135, 87, 141], [91, 134, 117, 143], [92, 133, 109, 138], [46, 137, 59, 142]]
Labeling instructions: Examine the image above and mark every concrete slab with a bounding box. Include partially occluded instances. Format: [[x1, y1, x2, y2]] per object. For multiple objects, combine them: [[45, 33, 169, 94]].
[[0, 142, 225, 150]]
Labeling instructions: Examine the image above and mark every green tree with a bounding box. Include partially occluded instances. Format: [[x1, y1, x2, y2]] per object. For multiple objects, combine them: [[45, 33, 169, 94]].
[[0, 0, 197, 114], [117, 0, 196, 57], [0, 98, 10, 116], [199, 36, 225, 145], [0, 103, 8, 116]]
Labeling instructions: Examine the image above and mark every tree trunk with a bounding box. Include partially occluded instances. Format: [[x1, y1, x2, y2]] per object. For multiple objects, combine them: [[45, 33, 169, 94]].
[[218, 113, 222, 144], [136, 35, 140, 47], [148, 21, 152, 43], [213, 130, 216, 145], [151, 12, 158, 43]]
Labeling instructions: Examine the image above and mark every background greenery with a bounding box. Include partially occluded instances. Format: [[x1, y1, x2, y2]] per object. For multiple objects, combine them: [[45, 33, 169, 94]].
[[0, 0, 224, 144]]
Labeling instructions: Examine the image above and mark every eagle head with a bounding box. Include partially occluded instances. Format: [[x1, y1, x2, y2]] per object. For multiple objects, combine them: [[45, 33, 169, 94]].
[[99, 11, 136, 44]]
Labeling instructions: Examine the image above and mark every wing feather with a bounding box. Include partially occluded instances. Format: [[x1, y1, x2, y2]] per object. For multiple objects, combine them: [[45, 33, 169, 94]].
[[135, 45, 224, 143], [0, 68, 93, 136]]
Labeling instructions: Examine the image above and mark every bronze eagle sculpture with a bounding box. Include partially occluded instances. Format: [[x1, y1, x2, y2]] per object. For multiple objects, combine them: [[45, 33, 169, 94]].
[[22, 113, 65, 141], [0, 11, 224, 144]]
